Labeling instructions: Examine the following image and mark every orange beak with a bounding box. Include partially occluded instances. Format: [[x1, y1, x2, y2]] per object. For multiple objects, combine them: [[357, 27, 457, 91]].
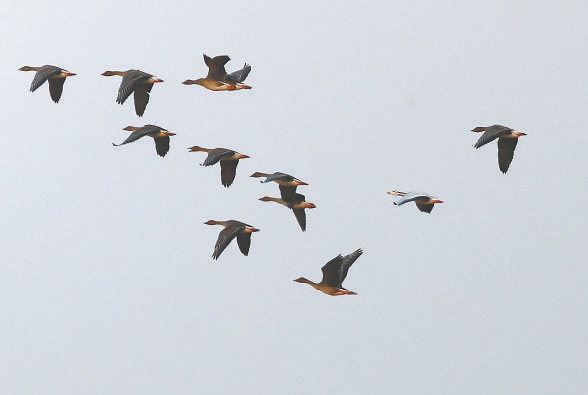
[[152, 78, 164, 83], [163, 132, 176, 137], [431, 199, 444, 204], [64, 72, 76, 77], [304, 202, 316, 209], [246, 227, 260, 233], [295, 180, 308, 186], [237, 154, 250, 159]]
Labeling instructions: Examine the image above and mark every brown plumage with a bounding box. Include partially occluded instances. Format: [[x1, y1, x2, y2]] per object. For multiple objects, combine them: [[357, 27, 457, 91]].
[[387, 191, 443, 213], [188, 146, 250, 187], [19, 65, 76, 103], [204, 220, 260, 260], [471, 124, 527, 173], [250, 171, 308, 201], [182, 54, 252, 91], [112, 125, 175, 157], [258, 194, 316, 231], [294, 249, 363, 296], [101, 69, 163, 116]]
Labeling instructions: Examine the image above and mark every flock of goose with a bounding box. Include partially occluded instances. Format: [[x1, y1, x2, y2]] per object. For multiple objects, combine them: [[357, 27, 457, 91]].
[[19, 55, 528, 296]]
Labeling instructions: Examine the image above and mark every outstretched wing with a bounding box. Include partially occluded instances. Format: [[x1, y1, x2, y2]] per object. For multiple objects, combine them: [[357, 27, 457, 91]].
[[205, 55, 230, 81], [153, 136, 171, 157], [415, 200, 434, 213], [132, 84, 152, 117], [279, 185, 297, 202], [112, 127, 150, 147], [219, 160, 239, 187], [395, 192, 428, 206], [236, 232, 253, 256], [339, 249, 363, 285], [225, 63, 251, 84], [292, 208, 307, 231], [320, 255, 345, 287], [212, 224, 243, 260], [29, 65, 60, 92], [474, 125, 512, 149], [202, 148, 234, 166], [117, 70, 151, 104], [48, 78, 66, 103], [497, 138, 518, 173]]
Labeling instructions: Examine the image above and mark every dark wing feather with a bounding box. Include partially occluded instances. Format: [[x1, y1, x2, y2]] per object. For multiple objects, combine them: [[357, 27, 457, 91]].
[[474, 125, 512, 149], [206, 55, 230, 81], [133, 86, 150, 116], [29, 65, 60, 92], [219, 160, 239, 187], [279, 185, 297, 201], [320, 255, 345, 287], [292, 208, 307, 231], [112, 128, 150, 146], [265, 172, 292, 183], [116, 70, 151, 104], [497, 138, 518, 173], [236, 232, 253, 256], [339, 249, 363, 285], [225, 63, 251, 83], [48, 78, 66, 103], [415, 200, 434, 213], [154, 136, 171, 157], [286, 193, 305, 207], [203, 148, 234, 166], [212, 225, 244, 260]]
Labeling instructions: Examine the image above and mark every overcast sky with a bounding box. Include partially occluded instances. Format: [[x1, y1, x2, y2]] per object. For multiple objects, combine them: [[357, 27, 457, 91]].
[[2, 1, 587, 394]]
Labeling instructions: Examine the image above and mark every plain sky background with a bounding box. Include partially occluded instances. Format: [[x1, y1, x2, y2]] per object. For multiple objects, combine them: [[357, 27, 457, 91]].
[[2, 1, 587, 394]]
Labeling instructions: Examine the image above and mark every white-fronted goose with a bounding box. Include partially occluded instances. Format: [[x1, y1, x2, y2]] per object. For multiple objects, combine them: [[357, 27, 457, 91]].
[[19, 65, 76, 103], [101, 69, 163, 116], [182, 54, 252, 91], [387, 191, 443, 213], [188, 146, 250, 187], [258, 194, 316, 231], [112, 124, 175, 157], [294, 249, 363, 296], [204, 220, 260, 260], [250, 171, 308, 201], [471, 124, 527, 173]]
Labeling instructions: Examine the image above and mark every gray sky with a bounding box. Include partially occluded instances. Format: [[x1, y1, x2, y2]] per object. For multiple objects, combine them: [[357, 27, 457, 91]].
[[2, 1, 587, 394]]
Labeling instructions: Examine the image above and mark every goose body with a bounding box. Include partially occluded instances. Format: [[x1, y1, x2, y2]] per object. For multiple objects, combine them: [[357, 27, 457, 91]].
[[471, 124, 527, 173], [387, 191, 443, 213], [204, 220, 260, 260], [101, 69, 163, 116], [182, 54, 252, 91], [258, 193, 316, 231], [189, 146, 249, 187], [294, 249, 363, 296], [112, 124, 175, 157], [250, 171, 308, 201], [19, 65, 76, 103]]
